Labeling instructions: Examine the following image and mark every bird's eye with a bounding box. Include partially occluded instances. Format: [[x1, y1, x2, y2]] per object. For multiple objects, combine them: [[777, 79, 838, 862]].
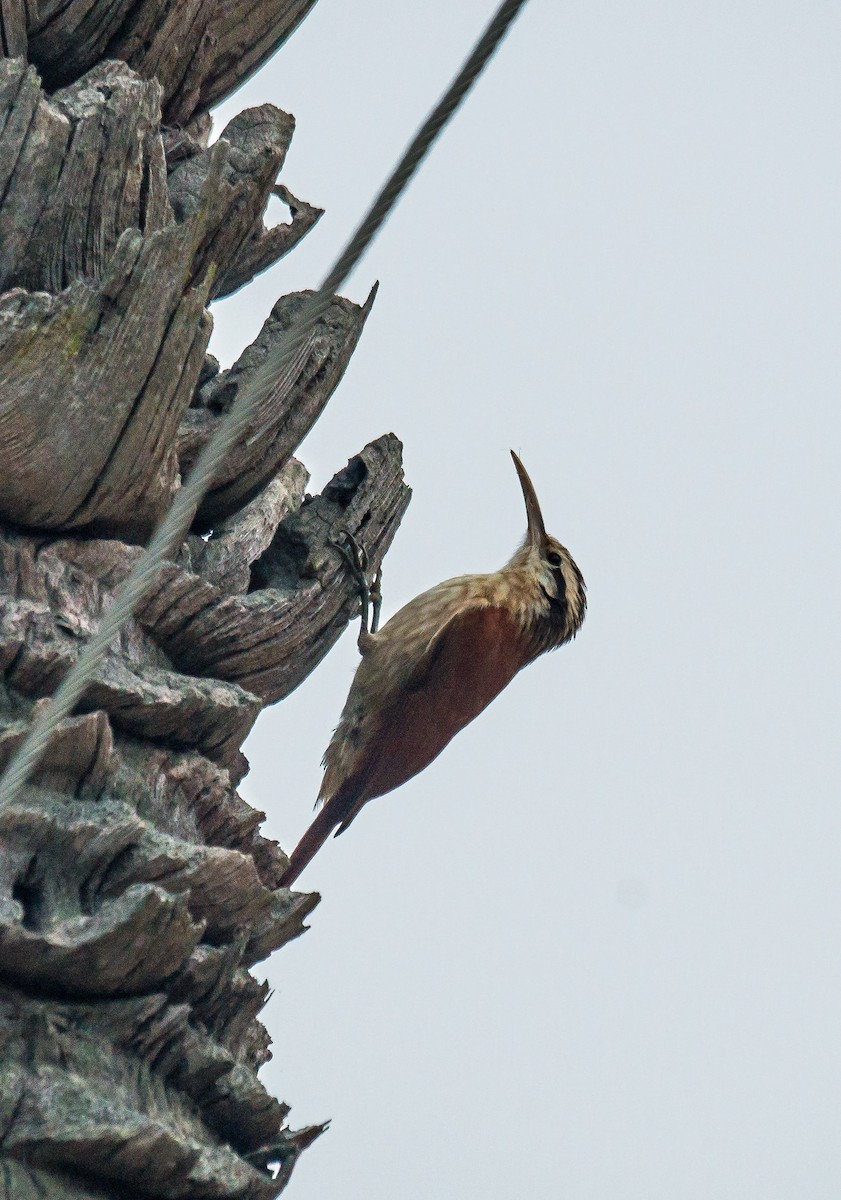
[[546, 550, 563, 568]]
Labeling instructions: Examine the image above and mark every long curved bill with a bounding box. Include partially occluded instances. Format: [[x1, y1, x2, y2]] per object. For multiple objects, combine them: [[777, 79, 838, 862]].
[[510, 451, 546, 547]]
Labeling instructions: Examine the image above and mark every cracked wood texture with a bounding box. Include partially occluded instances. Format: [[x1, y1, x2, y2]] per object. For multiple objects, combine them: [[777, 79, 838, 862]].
[[0, 9, 410, 1198]]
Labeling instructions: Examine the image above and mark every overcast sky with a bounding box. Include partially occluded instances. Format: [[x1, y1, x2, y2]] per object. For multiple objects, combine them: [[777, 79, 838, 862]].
[[210, 3, 841, 1196]]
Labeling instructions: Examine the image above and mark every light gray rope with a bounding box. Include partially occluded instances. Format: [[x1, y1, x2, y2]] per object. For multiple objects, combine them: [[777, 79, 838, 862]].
[[0, 0, 531, 812]]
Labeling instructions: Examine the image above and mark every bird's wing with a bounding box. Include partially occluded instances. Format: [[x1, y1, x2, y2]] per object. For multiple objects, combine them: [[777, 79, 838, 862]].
[[390, 598, 490, 685], [332, 601, 525, 831]]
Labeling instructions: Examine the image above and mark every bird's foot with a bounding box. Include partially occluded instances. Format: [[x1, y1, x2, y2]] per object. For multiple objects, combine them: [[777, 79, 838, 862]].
[[331, 530, 379, 635], [331, 528, 367, 575], [369, 566, 383, 634]]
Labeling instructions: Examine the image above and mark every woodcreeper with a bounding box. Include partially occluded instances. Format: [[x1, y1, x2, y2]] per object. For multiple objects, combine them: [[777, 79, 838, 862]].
[[279, 452, 586, 886]]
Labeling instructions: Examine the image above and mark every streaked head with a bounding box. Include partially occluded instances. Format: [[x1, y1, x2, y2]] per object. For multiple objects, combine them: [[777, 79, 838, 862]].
[[510, 451, 587, 645]]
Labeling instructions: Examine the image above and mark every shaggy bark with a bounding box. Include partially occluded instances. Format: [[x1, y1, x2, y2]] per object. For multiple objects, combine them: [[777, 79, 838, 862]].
[[0, 9, 409, 1197]]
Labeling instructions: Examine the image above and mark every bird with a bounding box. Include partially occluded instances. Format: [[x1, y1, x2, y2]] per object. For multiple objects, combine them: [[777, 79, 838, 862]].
[[278, 451, 586, 888]]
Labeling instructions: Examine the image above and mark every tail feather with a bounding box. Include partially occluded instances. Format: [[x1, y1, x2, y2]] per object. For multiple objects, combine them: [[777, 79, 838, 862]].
[[278, 800, 345, 888]]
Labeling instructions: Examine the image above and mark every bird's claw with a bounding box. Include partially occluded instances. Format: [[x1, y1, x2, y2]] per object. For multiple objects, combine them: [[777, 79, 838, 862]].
[[370, 566, 383, 634], [331, 530, 384, 635], [331, 530, 368, 582]]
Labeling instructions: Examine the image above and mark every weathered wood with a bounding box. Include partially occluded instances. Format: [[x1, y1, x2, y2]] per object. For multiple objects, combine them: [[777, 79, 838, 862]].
[[168, 104, 322, 301], [0, 0, 27, 57], [47, 436, 410, 704], [0, 59, 328, 547], [183, 287, 379, 529], [0, 788, 306, 992], [0, 60, 171, 294], [0, 223, 215, 540], [197, 1, 319, 114], [196, 458, 310, 594], [0, 707, 113, 796], [0, 982, 299, 1199], [0, 2, 411, 1193], [0, 59, 320, 301], [26, 0, 320, 122], [0, 438, 408, 1200], [171, 434, 410, 700], [1, 1161, 125, 1200], [161, 112, 213, 163], [0, 530, 262, 766], [0, 698, 322, 1195], [214, 184, 323, 300]]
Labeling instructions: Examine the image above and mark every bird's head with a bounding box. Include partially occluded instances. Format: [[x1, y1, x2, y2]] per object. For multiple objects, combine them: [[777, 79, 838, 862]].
[[508, 451, 587, 646]]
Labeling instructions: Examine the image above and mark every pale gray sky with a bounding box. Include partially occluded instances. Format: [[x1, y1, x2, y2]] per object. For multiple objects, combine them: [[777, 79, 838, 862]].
[[211, 3, 841, 1196]]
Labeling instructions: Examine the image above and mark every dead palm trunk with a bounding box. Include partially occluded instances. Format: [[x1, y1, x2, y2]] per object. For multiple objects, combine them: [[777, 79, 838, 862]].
[[0, 6, 409, 1197]]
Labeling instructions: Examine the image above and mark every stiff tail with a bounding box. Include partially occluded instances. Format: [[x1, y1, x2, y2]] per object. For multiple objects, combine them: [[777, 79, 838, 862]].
[[278, 802, 343, 888]]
